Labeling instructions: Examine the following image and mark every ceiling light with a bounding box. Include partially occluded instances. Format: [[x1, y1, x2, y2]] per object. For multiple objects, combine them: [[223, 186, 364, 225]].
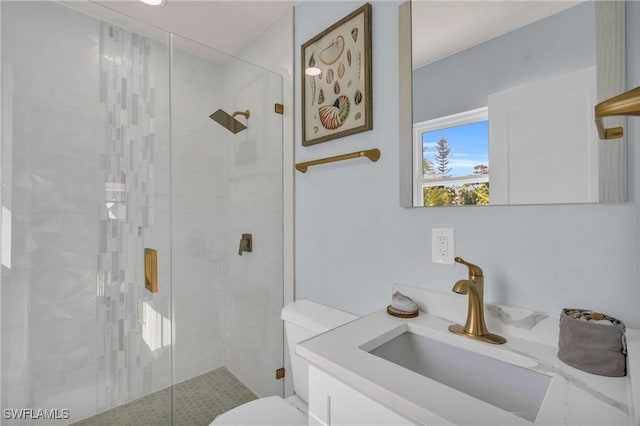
[[139, 0, 166, 6]]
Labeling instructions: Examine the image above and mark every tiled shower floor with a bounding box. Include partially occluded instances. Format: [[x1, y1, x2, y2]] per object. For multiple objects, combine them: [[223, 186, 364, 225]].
[[74, 367, 257, 426]]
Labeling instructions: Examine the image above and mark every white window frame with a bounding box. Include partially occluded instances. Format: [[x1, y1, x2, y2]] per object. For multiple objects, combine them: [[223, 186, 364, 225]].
[[413, 107, 489, 206]]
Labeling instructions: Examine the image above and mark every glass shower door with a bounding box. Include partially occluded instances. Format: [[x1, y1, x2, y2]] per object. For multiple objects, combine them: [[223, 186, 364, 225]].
[[1, 2, 173, 424], [1, 2, 286, 424], [170, 35, 285, 423]]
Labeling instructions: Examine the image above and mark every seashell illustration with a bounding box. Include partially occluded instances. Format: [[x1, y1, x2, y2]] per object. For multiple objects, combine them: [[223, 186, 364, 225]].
[[310, 78, 316, 105], [319, 35, 345, 65], [313, 126, 319, 134], [355, 112, 361, 120], [347, 49, 351, 67], [354, 90, 362, 105], [318, 69, 323, 80], [347, 80, 353, 88], [318, 95, 350, 130], [308, 53, 316, 68], [326, 69, 334, 84], [333, 81, 340, 95], [318, 89, 325, 104], [356, 52, 362, 80], [338, 62, 345, 79], [351, 28, 358, 42]]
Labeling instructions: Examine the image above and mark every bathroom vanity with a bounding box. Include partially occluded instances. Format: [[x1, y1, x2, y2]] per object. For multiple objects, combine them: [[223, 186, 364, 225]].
[[298, 285, 640, 425]]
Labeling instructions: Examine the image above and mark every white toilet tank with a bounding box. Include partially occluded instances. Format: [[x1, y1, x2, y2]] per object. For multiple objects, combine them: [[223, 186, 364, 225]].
[[280, 300, 357, 403]]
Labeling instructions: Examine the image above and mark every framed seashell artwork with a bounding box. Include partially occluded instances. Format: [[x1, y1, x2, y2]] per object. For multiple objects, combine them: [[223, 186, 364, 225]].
[[301, 3, 372, 146]]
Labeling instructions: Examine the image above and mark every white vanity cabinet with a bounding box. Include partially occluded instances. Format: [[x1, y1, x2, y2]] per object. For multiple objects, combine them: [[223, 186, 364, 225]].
[[308, 365, 417, 426]]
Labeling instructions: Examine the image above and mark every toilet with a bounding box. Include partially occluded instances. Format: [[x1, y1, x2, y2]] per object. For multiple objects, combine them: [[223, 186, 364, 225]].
[[210, 300, 358, 426]]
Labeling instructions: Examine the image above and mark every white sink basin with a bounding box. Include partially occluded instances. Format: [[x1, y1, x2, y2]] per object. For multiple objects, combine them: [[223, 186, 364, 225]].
[[368, 331, 552, 422]]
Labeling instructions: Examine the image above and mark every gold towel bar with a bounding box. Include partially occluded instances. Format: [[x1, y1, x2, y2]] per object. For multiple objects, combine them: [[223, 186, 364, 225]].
[[595, 86, 640, 139], [295, 148, 381, 173]]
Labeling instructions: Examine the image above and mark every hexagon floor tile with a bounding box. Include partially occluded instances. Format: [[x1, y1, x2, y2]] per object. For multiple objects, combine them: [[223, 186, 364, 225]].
[[73, 367, 256, 426]]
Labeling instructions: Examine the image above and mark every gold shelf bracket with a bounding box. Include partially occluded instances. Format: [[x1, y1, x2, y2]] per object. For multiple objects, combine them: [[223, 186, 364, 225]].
[[144, 248, 158, 293], [595, 86, 640, 140], [295, 148, 381, 173]]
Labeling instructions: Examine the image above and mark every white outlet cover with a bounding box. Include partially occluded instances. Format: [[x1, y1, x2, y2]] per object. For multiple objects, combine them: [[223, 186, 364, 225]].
[[432, 228, 454, 264]]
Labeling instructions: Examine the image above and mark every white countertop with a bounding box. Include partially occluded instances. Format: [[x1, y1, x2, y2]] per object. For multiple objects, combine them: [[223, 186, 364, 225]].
[[297, 286, 637, 426]]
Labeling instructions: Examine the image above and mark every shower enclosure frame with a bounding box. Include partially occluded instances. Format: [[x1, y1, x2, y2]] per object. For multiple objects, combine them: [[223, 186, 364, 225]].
[[0, 1, 292, 423]]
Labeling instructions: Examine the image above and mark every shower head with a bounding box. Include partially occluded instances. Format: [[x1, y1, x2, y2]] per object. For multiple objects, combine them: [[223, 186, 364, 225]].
[[209, 109, 250, 134]]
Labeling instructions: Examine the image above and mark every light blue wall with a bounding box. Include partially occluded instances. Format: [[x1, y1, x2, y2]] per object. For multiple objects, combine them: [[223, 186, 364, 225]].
[[413, 2, 596, 122], [295, 1, 640, 328]]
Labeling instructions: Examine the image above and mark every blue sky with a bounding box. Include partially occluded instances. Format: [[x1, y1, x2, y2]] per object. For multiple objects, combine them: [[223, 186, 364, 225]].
[[422, 120, 489, 178]]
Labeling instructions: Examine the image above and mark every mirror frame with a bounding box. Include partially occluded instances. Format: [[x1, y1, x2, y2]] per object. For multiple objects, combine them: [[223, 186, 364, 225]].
[[398, 1, 627, 208]]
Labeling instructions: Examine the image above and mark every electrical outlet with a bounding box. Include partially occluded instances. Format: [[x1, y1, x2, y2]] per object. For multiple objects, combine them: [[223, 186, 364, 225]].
[[432, 228, 454, 264]]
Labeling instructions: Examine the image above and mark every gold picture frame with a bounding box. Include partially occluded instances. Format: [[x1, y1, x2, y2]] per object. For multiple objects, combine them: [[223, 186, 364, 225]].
[[301, 3, 372, 146]]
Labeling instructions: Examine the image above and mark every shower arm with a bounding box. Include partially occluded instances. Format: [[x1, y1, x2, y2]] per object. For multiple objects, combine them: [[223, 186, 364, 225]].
[[595, 86, 640, 139], [231, 110, 250, 120]]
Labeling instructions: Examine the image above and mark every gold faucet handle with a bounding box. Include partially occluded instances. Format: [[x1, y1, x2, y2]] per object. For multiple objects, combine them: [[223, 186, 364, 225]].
[[454, 257, 483, 278]]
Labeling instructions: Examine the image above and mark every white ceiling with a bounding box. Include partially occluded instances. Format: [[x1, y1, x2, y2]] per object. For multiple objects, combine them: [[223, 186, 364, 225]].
[[412, 1, 583, 68], [71, 1, 583, 71], [85, 0, 294, 56]]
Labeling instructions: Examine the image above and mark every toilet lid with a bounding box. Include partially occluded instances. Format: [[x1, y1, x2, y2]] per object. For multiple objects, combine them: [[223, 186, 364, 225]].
[[210, 396, 307, 426]]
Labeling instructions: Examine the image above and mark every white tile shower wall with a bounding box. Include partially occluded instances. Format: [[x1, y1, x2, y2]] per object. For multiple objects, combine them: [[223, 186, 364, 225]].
[[221, 56, 284, 398], [294, 1, 640, 329], [230, 8, 294, 398], [97, 20, 173, 412], [1, 3, 102, 422], [170, 47, 225, 384], [1, 2, 175, 423]]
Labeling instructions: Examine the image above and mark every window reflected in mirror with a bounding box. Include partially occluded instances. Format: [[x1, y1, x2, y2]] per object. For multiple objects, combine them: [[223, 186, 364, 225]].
[[400, 0, 627, 207], [414, 107, 489, 206]]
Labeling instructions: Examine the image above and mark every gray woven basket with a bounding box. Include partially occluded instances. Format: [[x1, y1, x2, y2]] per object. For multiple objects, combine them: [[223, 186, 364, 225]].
[[557, 309, 626, 377]]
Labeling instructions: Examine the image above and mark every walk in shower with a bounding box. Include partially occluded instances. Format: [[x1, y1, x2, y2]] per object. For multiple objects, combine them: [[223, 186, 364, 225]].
[[0, 1, 285, 424]]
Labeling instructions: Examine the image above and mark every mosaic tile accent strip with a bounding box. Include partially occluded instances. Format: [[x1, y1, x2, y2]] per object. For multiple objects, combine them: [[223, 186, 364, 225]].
[[73, 367, 256, 426], [96, 21, 162, 411]]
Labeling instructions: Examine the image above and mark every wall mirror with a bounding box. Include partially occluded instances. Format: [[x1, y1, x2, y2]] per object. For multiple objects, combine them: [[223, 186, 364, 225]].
[[399, 1, 627, 207]]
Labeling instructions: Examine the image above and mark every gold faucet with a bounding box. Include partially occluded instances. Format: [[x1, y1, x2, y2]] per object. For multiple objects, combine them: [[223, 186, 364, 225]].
[[448, 257, 506, 345]]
